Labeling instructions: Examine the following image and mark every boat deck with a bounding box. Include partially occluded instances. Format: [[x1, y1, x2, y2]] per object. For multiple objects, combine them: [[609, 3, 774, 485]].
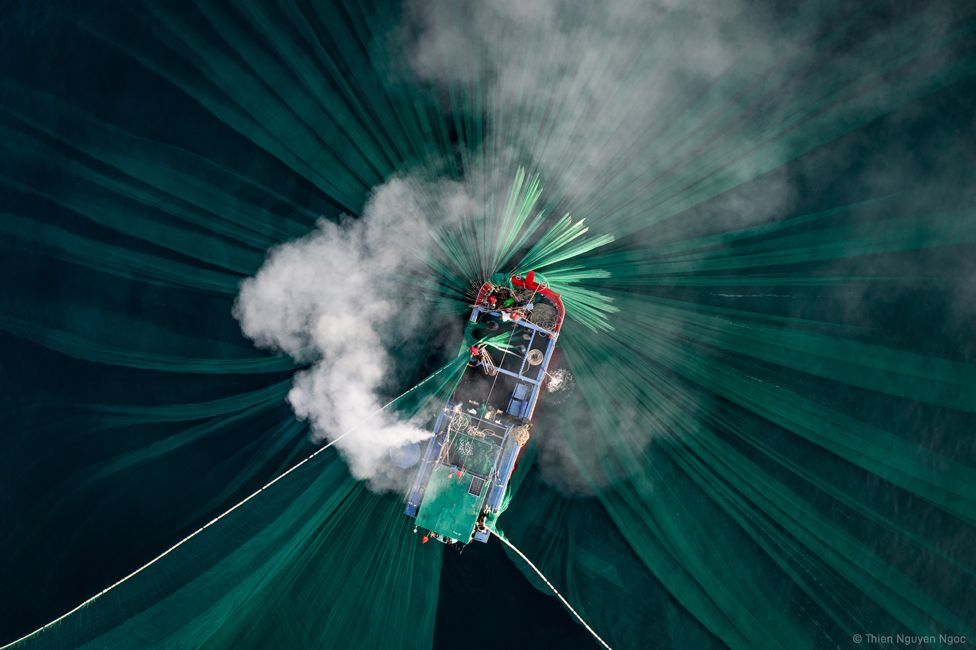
[[405, 273, 563, 544], [415, 467, 485, 542]]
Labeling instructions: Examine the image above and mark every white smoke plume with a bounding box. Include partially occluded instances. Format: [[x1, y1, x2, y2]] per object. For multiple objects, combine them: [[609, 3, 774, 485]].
[[234, 159, 574, 492], [234, 177, 468, 492], [396, 0, 802, 224]]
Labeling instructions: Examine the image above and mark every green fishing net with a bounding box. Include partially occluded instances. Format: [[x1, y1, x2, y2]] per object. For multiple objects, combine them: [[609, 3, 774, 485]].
[[2, 1, 976, 649]]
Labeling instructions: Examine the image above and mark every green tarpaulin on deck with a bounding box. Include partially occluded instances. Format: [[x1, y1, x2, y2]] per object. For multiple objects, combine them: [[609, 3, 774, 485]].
[[416, 467, 484, 542]]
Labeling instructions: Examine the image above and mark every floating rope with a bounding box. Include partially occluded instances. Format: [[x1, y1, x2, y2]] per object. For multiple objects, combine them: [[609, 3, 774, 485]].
[[1, 360, 462, 650], [511, 424, 531, 446], [438, 409, 470, 464], [491, 529, 613, 650]]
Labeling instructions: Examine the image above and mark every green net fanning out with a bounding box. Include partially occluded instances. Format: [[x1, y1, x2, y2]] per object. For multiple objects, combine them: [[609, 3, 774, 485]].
[[2, 1, 976, 649], [13, 460, 442, 650]]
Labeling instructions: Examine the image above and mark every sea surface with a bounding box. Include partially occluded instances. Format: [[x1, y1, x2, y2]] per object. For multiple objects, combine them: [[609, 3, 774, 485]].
[[2, 1, 975, 649]]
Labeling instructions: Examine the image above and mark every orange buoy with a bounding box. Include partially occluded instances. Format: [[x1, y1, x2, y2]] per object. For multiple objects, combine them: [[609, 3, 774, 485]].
[[421, 535, 429, 544]]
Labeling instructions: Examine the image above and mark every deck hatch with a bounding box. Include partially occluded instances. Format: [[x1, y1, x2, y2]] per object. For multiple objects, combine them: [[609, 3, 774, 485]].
[[468, 476, 486, 497]]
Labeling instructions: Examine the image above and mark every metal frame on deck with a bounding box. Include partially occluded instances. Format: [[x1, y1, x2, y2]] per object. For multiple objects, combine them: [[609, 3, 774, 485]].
[[406, 274, 563, 544]]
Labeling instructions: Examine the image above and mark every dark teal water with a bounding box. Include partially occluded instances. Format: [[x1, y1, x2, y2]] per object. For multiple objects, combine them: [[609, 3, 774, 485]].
[[2, 1, 975, 649]]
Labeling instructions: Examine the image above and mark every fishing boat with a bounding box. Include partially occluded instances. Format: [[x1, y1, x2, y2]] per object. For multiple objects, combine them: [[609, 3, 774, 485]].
[[404, 271, 564, 544]]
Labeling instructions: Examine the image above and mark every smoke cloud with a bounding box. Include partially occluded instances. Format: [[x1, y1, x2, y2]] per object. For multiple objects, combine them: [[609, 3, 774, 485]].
[[234, 160, 575, 492], [234, 176, 468, 491], [397, 0, 802, 221]]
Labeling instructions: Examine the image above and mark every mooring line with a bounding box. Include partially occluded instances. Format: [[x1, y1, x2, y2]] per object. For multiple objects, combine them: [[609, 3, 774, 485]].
[[2, 360, 460, 649], [491, 529, 613, 650]]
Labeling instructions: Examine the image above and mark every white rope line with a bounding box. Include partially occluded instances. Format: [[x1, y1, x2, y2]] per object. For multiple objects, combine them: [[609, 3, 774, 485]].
[[491, 530, 613, 650], [2, 361, 458, 649]]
